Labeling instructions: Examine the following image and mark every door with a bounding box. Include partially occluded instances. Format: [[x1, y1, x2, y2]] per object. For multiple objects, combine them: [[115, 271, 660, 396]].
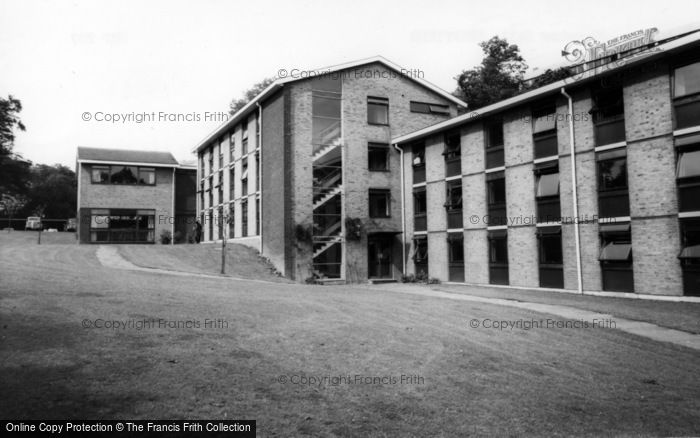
[[368, 236, 393, 279]]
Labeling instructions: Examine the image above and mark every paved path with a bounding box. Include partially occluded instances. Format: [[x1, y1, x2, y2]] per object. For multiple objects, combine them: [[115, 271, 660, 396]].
[[95, 246, 700, 352], [94, 245, 283, 285], [366, 283, 700, 352]]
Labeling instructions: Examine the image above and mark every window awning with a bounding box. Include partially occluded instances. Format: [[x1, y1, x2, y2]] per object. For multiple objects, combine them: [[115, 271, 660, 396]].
[[487, 229, 507, 238], [534, 160, 558, 173], [447, 233, 464, 242], [597, 147, 627, 161], [533, 114, 556, 134], [537, 226, 561, 236], [412, 234, 427, 241], [675, 132, 700, 148], [679, 245, 700, 259], [599, 223, 631, 234], [599, 242, 632, 261]]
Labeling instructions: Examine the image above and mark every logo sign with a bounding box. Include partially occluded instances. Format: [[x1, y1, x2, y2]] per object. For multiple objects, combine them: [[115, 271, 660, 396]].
[[562, 28, 659, 65]]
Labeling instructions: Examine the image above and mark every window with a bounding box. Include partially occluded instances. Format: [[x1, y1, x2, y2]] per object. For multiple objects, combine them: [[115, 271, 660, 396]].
[[535, 162, 560, 223], [89, 209, 155, 243], [208, 148, 214, 175], [229, 203, 235, 238], [599, 222, 634, 292], [537, 226, 563, 288], [369, 189, 391, 218], [199, 182, 204, 208], [229, 132, 236, 161], [597, 148, 630, 218], [242, 120, 248, 139], [488, 230, 509, 285], [410, 101, 450, 115], [241, 158, 248, 195], [444, 131, 461, 177], [413, 235, 428, 275], [679, 218, 700, 296], [673, 61, 700, 130], [241, 198, 248, 237], [255, 151, 260, 193], [447, 233, 465, 282], [485, 118, 504, 169], [532, 102, 558, 159], [368, 142, 389, 171], [111, 166, 138, 184], [229, 168, 235, 199], [91, 166, 110, 183], [486, 171, 506, 226], [367, 96, 389, 125], [138, 168, 155, 185], [412, 141, 426, 184], [445, 180, 463, 229], [242, 138, 248, 156], [413, 188, 427, 232], [676, 141, 700, 212], [256, 195, 260, 235], [591, 87, 625, 146]]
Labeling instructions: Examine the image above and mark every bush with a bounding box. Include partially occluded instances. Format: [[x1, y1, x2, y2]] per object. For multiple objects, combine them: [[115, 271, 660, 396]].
[[400, 272, 439, 284], [160, 230, 172, 244]]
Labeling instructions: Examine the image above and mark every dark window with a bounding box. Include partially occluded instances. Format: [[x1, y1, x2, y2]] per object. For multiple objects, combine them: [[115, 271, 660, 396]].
[[413, 236, 429, 279], [368, 142, 389, 171], [242, 120, 248, 139], [369, 189, 391, 218], [599, 222, 634, 292], [241, 198, 248, 237], [110, 166, 138, 184], [228, 203, 235, 238], [199, 182, 204, 208], [597, 148, 630, 218], [413, 188, 427, 232], [138, 168, 155, 185], [537, 226, 564, 288], [486, 171, 507, 226], [255, 151, 260, 193], [488, 230, 509, 285], [367, 96, 389, 125], [676, 140, 700, 212], [535, 162, 560, 223], [229, 168, 235, 199], [679, 218, 700, 296], [242, 138, 248, 156], [256, 196, 260, 235], [592, 87, 625, 145], [89, 209, 155, 243], [485, 118, 505, 169], [673, 61, 700, 130], [412, 141, 426, 184], [208, 148, 214, 175], [229, 132, 236, 160], [532, 102, 558, 159], [91, 166, 110, 183], [410, 101, 450, 115], [444, 131, 461, 177], [446, 180, 463, 229], [241, 158, 248, 195], [447, 233, 465, 282]]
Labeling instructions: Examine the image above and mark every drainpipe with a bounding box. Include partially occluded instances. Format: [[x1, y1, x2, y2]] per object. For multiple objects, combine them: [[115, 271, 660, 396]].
[[393, 142, 407, 275], [561, 87, 583, 294], [256, 101, 263, 253]]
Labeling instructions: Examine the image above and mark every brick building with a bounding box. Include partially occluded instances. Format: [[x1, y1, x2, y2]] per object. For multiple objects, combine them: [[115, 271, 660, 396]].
[[76, 147, 196, 244], [393, 29, 700, 297], [192, 56, 466, 282]]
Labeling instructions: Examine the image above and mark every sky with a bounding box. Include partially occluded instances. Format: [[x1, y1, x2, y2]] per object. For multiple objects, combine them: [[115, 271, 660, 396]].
[[1, 0, 697, 168]]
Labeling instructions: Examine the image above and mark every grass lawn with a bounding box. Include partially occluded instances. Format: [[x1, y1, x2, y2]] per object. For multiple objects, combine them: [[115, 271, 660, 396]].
[[1, 232, 700, 436], [116, 242, 290, 283]]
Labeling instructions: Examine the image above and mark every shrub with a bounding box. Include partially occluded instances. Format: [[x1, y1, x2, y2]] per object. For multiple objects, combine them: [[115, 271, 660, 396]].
[[160, 229, 172, 244]]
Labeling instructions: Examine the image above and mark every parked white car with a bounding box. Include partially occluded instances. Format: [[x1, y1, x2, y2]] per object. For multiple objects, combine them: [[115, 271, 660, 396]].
[[25, 216, 42, 230]]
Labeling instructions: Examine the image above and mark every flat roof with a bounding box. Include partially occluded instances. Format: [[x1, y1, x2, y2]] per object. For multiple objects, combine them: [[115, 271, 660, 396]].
[[392, 28, 700, 145]]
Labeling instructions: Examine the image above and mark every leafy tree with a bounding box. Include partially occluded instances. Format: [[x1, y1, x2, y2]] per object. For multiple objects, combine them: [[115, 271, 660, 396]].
[[525, 67, 573, 90], [228, 77, 277, 115], [23, 164, 77, 219], [455, 36, 528, 109], [1, 193, 28, 230], [0, 95, 31, 197]]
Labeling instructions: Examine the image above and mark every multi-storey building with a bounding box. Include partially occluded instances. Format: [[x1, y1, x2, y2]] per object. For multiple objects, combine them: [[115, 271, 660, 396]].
[[193, 56, 466, 282], [76, 147, 196, 244], [393, 29, 700, 297]]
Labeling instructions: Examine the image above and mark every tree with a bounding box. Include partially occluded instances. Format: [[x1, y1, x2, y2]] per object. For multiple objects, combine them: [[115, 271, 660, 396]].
[[0, 193, 27, 230], [23, 164, 77, 219], [228, 77, 276, 115], [455, 36, 528, 109], [0, 95, 31, 197], [524, 67, 574, 90], [0, 95, 25, 156]]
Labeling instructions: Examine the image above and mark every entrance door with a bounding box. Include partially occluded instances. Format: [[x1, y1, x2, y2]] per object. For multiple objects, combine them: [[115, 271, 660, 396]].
[[368, 236, 393, 279]]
